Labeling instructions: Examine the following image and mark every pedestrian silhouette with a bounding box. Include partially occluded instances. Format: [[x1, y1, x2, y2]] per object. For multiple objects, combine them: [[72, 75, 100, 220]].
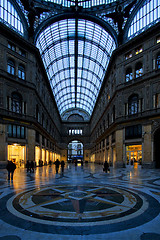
[[30, 160, 34, 173], [26, 160, 30, 172], [55, 159, 60, 174], [6, 160, 16, 180], [103, 161, 109, 173]]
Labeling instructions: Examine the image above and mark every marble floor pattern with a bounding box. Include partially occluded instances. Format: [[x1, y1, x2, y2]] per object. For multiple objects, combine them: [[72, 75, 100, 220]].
[[0, 163, 160, 240]]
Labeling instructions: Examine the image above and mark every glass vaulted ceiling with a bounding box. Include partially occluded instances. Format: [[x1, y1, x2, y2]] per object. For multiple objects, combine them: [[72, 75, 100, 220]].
[[36, 19, 116, 116], [43, 0, 117, 8]]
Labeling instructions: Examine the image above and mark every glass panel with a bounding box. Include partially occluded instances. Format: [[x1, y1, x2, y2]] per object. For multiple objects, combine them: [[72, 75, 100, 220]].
[[8, 125, 12, 137], [13, 125, 16, 138], [36, 18, 116, 116], [44, 0, 117, 8], [0, 0, 24, 35], [128, 0, 160, 40], [17, 126, 21, 138]]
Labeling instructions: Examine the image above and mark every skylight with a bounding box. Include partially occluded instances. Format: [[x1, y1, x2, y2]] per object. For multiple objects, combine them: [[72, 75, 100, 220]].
[[43, 0, 117, 8], [36, 18, 116, 116]]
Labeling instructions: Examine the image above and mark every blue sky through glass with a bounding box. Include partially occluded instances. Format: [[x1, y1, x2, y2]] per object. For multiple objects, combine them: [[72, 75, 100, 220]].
[[36, 18, 116, 116]]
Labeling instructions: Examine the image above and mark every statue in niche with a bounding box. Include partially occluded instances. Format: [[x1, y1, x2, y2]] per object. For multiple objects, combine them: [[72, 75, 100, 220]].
[[20, 0, 50, 38], [105, 0, 137, 45]]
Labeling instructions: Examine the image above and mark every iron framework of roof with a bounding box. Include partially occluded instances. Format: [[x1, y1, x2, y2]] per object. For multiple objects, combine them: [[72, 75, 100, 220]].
[[1, 0, 160, 120]]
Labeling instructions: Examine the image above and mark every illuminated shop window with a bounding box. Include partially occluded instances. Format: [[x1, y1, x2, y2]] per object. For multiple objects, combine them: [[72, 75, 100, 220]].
[[8, 144, 26, 168], [35, 146, 41, 166]]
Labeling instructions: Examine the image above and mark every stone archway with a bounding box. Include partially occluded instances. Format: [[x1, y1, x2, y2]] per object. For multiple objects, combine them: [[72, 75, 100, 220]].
[[154, 128, 160, 168]]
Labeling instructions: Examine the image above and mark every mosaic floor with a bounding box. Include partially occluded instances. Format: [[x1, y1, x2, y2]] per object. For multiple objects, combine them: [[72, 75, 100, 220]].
[[0, 163, 160, 240]]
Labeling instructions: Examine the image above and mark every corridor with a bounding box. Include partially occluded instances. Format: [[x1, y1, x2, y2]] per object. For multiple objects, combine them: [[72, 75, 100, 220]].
[[0, 163, 160, 240]]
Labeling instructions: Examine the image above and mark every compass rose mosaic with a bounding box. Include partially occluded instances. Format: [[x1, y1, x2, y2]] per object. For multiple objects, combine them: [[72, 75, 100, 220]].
[[1, 185, 160, 235]]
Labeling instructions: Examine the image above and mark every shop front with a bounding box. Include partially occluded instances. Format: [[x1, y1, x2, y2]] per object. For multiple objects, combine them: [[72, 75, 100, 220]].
[[42, 148, 45, 165], [46, 150, 49, 164], [126, 145, 142, 168], [8, 144, 26, 168], [35, 146, 41, 166]]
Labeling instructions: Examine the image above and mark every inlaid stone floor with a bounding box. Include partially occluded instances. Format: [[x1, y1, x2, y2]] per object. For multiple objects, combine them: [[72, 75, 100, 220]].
[[0, 163, 160, 240]]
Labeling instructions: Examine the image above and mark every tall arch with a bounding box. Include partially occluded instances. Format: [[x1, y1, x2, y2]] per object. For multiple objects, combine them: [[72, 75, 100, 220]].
[[35, 13, 117, 118], [68, 140, 83, 163], [124, 0, 160, 42], [0, 0, 28, 37]]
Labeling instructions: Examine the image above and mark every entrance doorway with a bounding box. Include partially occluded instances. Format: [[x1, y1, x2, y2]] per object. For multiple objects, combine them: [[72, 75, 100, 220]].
[[68, 140, 83, 163], [8, 144, 26, 168], [126, 145, 142, 168]]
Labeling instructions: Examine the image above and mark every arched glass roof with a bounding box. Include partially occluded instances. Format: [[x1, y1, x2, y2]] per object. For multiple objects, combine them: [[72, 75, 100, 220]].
[[1, 0, 160, 119], [128, 0, 160, 39], [36, 18, 116, 116], [0, 0, 24, 35], [43, 0, 117, 8]]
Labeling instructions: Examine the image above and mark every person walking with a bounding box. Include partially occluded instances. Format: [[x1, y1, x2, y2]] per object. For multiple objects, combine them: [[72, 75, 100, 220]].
[[30, 160, 34, 173], [6, 160, 16, 180], [61, 160, 65, 174], [55, 159, 60, 174], [26, 160, 30, 172], [103, 160, 109, 173]]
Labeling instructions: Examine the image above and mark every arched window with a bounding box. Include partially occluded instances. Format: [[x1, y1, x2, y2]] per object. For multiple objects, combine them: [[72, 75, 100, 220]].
[[0, 0, 24, 35], [157, 54, 160, 69], [135, 62, 143, 78], [128, 95, 138, 115], [18, 64, 25, 79], [128, 0, 160, 40], [7, 59, 15, 75], [11, 92, 22, 113], [125, 68, 132, 82]]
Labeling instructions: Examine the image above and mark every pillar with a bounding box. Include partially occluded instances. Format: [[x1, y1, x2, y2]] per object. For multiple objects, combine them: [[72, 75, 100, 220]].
[[27, 128, 35, 162], [115, 129, 124, 168], [143, 125, 153, 168]]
